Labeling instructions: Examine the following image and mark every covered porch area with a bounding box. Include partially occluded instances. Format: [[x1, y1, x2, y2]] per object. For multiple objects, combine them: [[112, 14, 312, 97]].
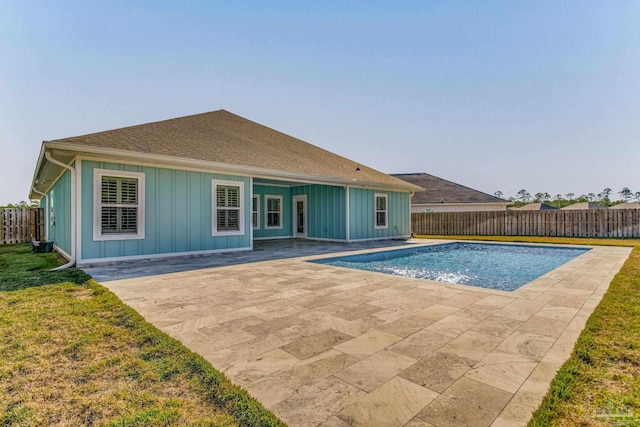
[[251, 178, 411, 243]]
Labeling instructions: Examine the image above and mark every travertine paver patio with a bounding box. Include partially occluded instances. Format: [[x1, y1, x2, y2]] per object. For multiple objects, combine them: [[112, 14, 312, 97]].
[[93, 239, 631, 427]]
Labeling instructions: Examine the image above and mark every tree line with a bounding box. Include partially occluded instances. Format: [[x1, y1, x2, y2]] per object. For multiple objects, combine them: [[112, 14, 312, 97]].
[[494, 187, 639, 209], [0, 200, 40, 209]]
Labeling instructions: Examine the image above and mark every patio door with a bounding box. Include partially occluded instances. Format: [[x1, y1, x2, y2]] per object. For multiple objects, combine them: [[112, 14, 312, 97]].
[[293, 195, 307, 238]]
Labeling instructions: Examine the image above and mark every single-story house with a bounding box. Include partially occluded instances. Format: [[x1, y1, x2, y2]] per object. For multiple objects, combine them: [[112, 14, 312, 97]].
[[561, 202, 607, 210], [392, 173, 508, 213], [511, 203, 557, 211], [30, 110, 422, 266], [610, 202, 640, 210]]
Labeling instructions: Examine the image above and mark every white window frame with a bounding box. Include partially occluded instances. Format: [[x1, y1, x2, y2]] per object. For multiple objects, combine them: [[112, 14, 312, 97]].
[[252, 194, 260, 230], [212, 179, 245, 236], [264, 195, 283, 229], [374, 193, 388, 229], [93, 169, 145, 241], [49, 189, 55, 226]]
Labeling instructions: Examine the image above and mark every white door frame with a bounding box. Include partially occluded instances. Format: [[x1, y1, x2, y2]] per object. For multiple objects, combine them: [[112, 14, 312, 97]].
[[292, 195, 307, 238]]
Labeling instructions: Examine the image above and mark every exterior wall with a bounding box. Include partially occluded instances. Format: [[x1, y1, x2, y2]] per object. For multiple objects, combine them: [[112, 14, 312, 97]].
[[252, 184, 347, 240], [80, 160, 251, 263], [411, 203, 508, 213], [349, 188, 410, 240], [252, 185, 293, 239], [46, 168, 72, 257], [59, 159, 414, 263], [292, 185, 346, 240]]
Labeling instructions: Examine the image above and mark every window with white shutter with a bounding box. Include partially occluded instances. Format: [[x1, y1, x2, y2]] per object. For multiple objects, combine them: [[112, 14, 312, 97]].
[[93, 169, 145, 241], [212, 180, 245, 236]]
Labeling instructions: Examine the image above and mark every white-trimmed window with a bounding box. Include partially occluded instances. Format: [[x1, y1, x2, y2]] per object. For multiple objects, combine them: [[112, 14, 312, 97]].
[[49, 189, 55, 226], [265, 195, 283, 229], [252, 195, 260, 230], [374, 193, 388, 229], [212, 180, 245, 236], [93, 169, 145, 241]]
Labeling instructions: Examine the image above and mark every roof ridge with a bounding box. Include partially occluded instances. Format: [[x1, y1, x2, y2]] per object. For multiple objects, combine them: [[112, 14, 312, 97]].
[[51, 109, 228, 142]]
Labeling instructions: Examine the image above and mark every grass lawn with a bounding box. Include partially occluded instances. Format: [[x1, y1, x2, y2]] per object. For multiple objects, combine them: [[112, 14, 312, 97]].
[[417, 235, 640, 426], [0, 244, 284, 426]]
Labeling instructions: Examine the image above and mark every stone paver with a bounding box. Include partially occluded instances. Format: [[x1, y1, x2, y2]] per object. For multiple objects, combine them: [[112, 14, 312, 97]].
[[418, 377, 512, 427], [465, 350, 539, 393], [338, 377, 438, 427], [273, 349, 358, 390], [335, 349, 416, 392], [272, 377, 365, 427], [389, 329, 452, 359], [282, 329, 353, 359], [242, 377, 295, 408], [333, 329, 402, 359], [399, 351, 474, 393], [93, 239, 631, 426]]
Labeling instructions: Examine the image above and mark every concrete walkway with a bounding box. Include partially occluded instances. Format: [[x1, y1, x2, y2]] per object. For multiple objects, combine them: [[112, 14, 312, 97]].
[[94, 240, 631, 427]]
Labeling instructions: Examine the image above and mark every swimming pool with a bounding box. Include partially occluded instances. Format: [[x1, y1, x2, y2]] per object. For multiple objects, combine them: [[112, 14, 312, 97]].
[[312, 242, 590, 291]]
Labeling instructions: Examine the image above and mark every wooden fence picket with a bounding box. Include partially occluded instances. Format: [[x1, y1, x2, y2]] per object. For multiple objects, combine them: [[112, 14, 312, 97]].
[[411, 209, 640, 238], [1, 208, 45, 245]]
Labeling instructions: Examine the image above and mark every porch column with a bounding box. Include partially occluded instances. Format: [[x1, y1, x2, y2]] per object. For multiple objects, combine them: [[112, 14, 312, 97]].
[[345, 186, 350, 242]]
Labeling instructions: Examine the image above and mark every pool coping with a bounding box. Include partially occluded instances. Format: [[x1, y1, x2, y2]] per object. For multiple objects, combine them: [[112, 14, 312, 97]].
[[303, 239, 600, 301]]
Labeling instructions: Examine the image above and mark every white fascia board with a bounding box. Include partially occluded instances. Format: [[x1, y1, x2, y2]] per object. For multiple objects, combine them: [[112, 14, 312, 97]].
[[29, 142, 50, 199], [45, 141, 418, 193]]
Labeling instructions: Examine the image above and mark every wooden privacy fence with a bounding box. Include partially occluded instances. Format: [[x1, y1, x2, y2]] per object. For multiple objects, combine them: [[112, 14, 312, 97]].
[[412, 209, 640, 238], [1, 208, 44, 244]]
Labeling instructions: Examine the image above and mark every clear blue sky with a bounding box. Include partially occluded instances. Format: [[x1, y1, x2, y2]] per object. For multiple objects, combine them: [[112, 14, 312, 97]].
[[1, 1, 638, 205]]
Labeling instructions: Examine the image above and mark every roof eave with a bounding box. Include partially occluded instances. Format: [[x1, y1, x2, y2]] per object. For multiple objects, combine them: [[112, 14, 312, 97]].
[[29, 142, 51, 200], [44, 140, 420, 192]]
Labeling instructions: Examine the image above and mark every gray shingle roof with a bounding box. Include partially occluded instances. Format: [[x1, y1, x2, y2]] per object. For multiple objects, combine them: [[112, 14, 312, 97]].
[[392, 173, 507, 204], [561, 202, 607, 210], [48, 110, 419, 191], [610, 202, 640, 209], [511, 203, 557, 210]]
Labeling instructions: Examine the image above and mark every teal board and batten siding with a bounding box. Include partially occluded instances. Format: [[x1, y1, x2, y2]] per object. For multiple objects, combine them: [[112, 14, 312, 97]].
[[252, 185, 293, 238], [80, 160, 251, 261], [292, 185, 346, 240], [349, 188, 410, 240], [46, 168, 72, 257]]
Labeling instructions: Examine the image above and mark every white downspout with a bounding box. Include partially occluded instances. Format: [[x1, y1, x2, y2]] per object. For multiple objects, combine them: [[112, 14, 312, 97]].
[[44, 150, 76, 270]]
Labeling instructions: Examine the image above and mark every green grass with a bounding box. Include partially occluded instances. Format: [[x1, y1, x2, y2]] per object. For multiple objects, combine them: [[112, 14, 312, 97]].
[[0, 244, 91, 291], [0, 244, 285, 426], [418, 235, 640, 426]]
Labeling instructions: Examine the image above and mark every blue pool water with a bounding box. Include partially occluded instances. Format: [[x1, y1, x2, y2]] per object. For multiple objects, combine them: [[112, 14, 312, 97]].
[[312, 242, 589, 291]]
